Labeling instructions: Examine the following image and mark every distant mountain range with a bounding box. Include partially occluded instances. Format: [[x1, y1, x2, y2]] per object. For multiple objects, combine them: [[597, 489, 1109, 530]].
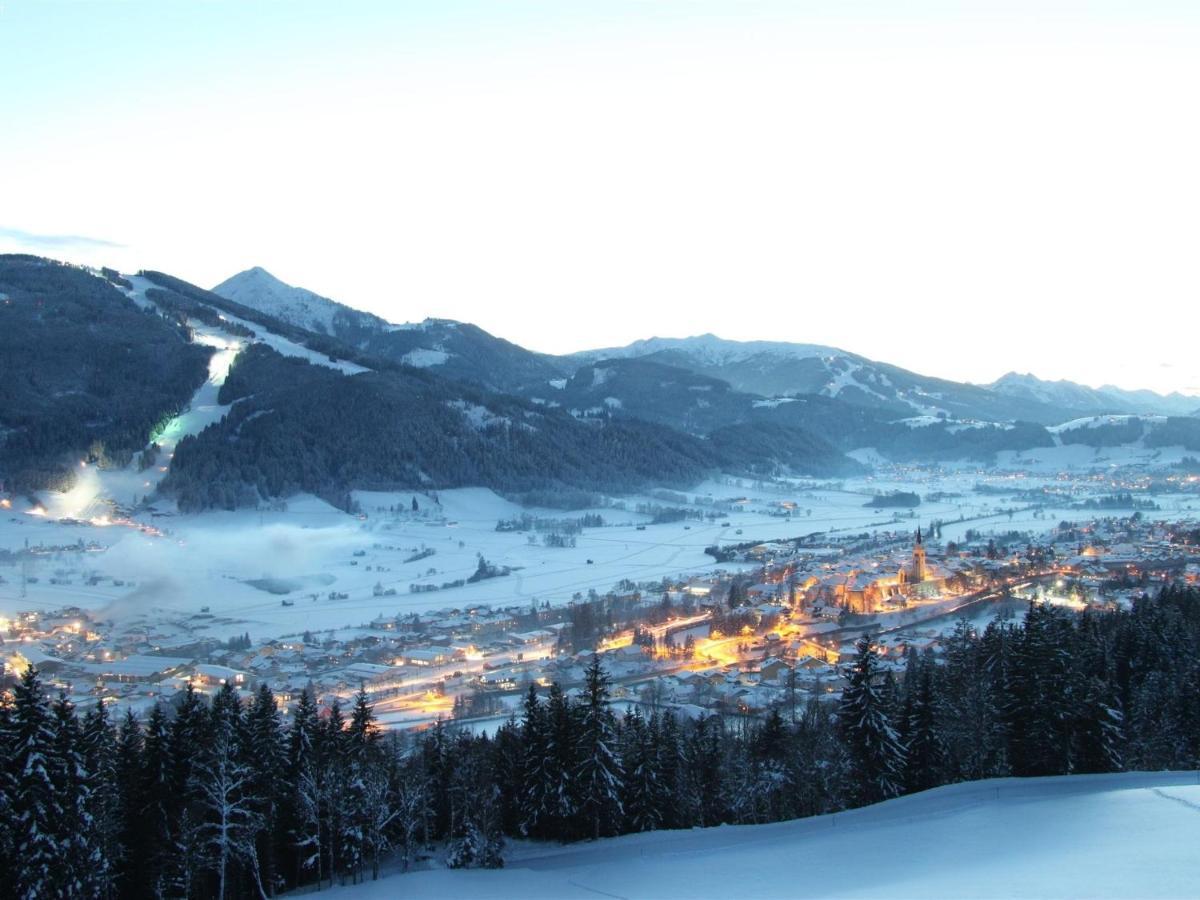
[[987, 371, 1197, 418], [2, 255, 1196, 511], [216, 267, 1195, 425]]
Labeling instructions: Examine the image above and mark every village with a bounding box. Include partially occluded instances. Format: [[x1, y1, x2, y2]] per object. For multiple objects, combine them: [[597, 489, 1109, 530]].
[[4, 511, 1198, 733]]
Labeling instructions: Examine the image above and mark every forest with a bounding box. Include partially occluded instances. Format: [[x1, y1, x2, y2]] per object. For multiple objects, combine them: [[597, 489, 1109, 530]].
[[3, 585, 1198, 899], [160, 345, 852, 511], [0, 256, 212, 493]]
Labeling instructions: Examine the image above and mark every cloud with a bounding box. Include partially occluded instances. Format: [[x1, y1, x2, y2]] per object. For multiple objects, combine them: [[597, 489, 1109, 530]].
[[0, 225, 123, 250]]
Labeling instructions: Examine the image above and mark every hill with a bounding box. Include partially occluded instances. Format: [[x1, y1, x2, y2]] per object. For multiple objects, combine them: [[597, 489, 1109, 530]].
[[161, 344, 858, 511], [564, 334, 1088, 424], [212, 266, 387, 336], [212, 266, 564, 393], [0, 255, 211, 492], [335, 773, 1200, 900]]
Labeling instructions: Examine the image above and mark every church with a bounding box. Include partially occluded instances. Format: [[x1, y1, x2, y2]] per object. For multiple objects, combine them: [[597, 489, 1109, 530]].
[[838, 527, 946, 614]]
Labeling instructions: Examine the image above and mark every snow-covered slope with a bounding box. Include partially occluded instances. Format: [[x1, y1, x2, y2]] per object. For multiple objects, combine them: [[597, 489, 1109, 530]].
[[564, 335, 1078, 424], [574, 333, 843, 367], [335, 772, 1200, 900], [212, 266, 382, 335]]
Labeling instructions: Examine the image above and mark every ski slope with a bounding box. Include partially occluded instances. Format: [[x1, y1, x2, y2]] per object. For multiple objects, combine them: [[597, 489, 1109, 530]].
[[333, 772, 1200, 900]]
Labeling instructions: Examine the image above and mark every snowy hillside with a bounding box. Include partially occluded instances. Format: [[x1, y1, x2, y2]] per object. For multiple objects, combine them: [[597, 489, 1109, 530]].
[[333, 773, 1200, 900], [573, 333, 844, 367], [563, 334, 1086, 424], [212, 266, 383, 335]]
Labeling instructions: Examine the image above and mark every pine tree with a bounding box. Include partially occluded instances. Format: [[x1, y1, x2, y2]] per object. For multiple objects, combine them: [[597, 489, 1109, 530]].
[[10, 667, 60, 900], [166, 682, 209, 896], [517, 685, 551, 837], [545, 682, 577, 834], [51, 692, 104, 897], [620, 709, 662, 833], [81, 702, 121, 897], [285, 685, 323, 887], [197, 686, 265, 899], [0, 689, 16, 891], [903, 659, 944, 794], [245, 683, 285, 895], [838, 637, 905, 806], [575, 655, 624, 840]]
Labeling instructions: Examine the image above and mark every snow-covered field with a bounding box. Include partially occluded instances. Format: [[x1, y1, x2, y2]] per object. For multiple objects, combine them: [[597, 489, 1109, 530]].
[[324, 772, 1200, 900], [1, 458, 1196, 644]]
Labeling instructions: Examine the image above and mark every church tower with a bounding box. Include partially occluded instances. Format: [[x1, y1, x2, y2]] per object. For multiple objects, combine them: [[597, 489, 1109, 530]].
[[910, 526, 928, 583]]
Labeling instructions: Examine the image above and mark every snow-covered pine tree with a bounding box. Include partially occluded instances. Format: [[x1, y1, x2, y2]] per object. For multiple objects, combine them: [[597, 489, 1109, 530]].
[[0, 689, 16, 890], [342, 684, 380, 883], [140, 703, 176, 895], [575, 654, 624, 840], [50, 692, 105, 897], [545, 681, 578, 834], [197, 681, 266, 899], [903, 656, 944, 794], [166, 682, 209, 896], [245, 682, 285, 895], [319, 696, 348, 883], [517, 684, 552, 837], [286, 685, 323, 887], [81, 701, 121, 897], [838, 636, 905, 806], [11, 667, 61, 900], [114, 709, 149, 896], [619, 708, 662, 833]]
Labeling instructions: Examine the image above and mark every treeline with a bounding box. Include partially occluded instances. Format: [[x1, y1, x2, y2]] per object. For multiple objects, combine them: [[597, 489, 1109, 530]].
[[5, 587, 1200, 898], [0, 256, 212, 492]]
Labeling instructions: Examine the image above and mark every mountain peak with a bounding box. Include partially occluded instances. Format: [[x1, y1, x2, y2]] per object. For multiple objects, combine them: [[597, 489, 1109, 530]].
[[212, 267, 348, 335]]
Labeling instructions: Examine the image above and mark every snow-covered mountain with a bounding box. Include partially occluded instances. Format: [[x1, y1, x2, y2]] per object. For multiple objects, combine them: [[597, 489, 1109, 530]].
[[212, 266, 384, 336], [565, 335, 1199, 425], [211, 267, 564, 393], [564, 334, 1080, 424], [990, 371, 1197, 417], [324, 772, 1200, 900]]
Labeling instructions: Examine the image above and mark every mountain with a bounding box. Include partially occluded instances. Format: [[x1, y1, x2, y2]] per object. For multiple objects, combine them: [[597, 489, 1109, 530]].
[[0, 255, 211, 493], [212, 266, 382, 336], [1049, 414, 1200, 451], [528, 357, 1053, 463], [990, 372, 1197, 418], [162, 344, 858, 511], [564, 335, 1082, 425], [212, 267, 564, 393]]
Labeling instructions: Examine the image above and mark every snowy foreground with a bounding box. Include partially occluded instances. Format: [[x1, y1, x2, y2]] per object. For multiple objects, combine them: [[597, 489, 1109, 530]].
[[323, 772, 1200, 900]]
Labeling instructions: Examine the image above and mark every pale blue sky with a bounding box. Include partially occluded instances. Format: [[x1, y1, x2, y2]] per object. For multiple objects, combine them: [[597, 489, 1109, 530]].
[[2, 1, 1198, 394]]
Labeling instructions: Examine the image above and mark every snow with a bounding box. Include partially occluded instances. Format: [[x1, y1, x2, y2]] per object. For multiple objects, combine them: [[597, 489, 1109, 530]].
[[402, 348, 450, 368], [578, 334, 842, 367], [1048, 415, 1162, 435], [446, 400, 510, 430], [121, 274, 367, 376], [323, 772, 1200, 900], [591, 366, 615, 388], [211, 266, 344, 335], [752, 397, 799, 409]]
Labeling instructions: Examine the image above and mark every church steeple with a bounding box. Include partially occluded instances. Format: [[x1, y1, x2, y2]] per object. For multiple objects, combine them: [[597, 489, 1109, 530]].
[[910, 526, 927, 583]]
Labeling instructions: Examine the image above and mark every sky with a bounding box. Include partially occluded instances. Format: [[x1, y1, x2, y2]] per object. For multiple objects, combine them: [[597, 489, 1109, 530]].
[[2, 1, 1198, 396]]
